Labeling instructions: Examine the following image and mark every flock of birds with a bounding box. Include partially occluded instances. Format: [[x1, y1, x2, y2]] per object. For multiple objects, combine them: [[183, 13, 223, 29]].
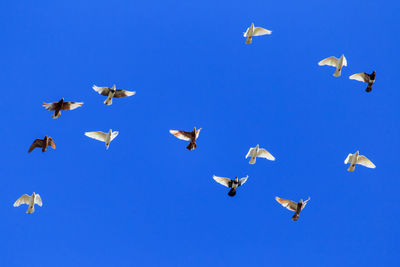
[[13, 23, 377, 221]]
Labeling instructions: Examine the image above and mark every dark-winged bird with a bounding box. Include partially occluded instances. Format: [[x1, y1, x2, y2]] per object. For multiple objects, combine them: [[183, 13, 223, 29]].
[[213, 175, 248, 197], [28, 136, 56, 153], [169, 127, 201, 150], [349, 71, 376, 92], [43, 98, 83, 118], [92, 84, 136, 105], [275, 196, 310, 221]]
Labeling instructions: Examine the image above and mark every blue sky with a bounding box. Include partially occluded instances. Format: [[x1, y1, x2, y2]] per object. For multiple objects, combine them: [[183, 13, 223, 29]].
[[1, 0, 399, 266]]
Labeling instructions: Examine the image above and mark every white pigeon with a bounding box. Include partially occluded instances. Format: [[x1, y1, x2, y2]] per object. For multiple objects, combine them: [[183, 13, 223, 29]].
[[85, 129, 119, 150], [13, 192, 42, 214], [344, 150, 376, 172], [243, 23, 272, 44], [318, 54, 347, 77], [245, 144, 275, 164], [92, 84, 136, 105]]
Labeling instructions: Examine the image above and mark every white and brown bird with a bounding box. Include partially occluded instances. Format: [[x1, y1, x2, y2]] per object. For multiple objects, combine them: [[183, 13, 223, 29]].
[[92, 84, 136, 105], [344, 150, 376, 172], [243, 23, 272, 44], [13, 192, 42, 214], [246, 144, 275, 164], [213, 175, 248, 197], [318, 54, 347, 77], [28, 136, 56, 153], [43, 98, 83, 118], [349, 71, 376, 92], [85, 129, 119, 150], [275, 196, 310, 221], [169, 127, 201, 150]]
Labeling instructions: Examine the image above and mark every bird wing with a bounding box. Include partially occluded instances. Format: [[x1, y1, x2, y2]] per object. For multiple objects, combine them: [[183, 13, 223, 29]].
[[48, 137, 56, 149], [62, 102, 84, 110], [113, 90, 136, 98], [195, 128, 201, 139], [301, 197, 310, 210], [42, 102, 57, 111], [239, 176, 248, 186], [169, 130, 191, 141], [246, 148, 255, 158], [92, 85, 110, 96], [243, 27, 250, 37], [342, 55, 347, 66], [318, 56, 338, 67], [13, 194, 31, 207], [349, 73, 369, 83], [253, 27, 272, 36], [110, 131, 119, 141], [357, 155, 376, 168], [28, 139, 44, 153], [275, 197, 297, 211], [213, 175, 231, 188], [257, 148, 275, 161], [344, 153, 353, 164], [34, 194, 43, 207], [85, 131, 107, 142]]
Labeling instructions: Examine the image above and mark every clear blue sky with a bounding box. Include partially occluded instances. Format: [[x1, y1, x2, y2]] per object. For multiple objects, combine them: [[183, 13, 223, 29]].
[[1, 0, 399, 266]]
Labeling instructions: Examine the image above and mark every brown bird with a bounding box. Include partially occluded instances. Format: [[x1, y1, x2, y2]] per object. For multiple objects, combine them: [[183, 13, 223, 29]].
[[28, 136, 56, 153], [169, 127, 201, 150], [275, 196, 310, 221], [349, 71, 376, 92], [43, 98, 83, 118], [92, 84, 136, 105]]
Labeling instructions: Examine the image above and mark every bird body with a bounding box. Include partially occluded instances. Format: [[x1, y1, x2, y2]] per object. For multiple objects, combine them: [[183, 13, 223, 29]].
[[213, 175, 248, 197], [169, 127, 201, 150], [28, 136, 56, 153], [85, 129, 119, 149], [43, 98, 83, 118], [13, 192, 42, 214], [92, 84, 136, 105], [275, 196, 310, 221], [344, 150, 375, 172], [246, 144, 275, 164], [349, 71, 376, 92], [318, 54, 347, 77], [243, 23, 271, 44]]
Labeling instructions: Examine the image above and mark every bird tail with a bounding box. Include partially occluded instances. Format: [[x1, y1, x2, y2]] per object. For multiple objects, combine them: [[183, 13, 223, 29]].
[[228, 188, 237, 197], [366, 84, 373, 92], [26, 206, 34, 214], [333, 68, 342, 77], [246, 36, 252, 44], [291, 212, 300, 221], [187, 142, 197, 151], [104, 96, 113, 105], [249, 157, 256, 164], [52, 110, 61, 119], [347, 164, 356, 172]]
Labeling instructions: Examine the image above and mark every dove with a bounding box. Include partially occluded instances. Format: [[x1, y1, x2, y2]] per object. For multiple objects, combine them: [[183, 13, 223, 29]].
[[85, 129, 119, 150], [169, 127, 201, 150], [28, 136, 56, 153], [43, 98, 83, 118], [344, 150, 375, 172], [275, 196, 310, 221], [13, 192, 42, 214], [92, 84, 136, 105], [213, 175, 248, 197], [246, 144, 275, 164], [318, 54, 347, 77], [349, 71, 376, 92], [243, 23, 272, 44]]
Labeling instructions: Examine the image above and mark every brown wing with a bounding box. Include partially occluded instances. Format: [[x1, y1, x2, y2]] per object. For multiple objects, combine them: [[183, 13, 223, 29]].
[[47, 137, 56, 149], [42, 102, 58, 111], [275, 197, 298, 211], [28, 139, 44, 153], [62, 102, 84, 110], [113, 90, 136, 98], [169, 130, 192, 141]]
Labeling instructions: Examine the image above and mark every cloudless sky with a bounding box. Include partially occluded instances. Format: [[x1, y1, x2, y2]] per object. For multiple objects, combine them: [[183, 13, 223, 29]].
[[1, 0, 399, 266]]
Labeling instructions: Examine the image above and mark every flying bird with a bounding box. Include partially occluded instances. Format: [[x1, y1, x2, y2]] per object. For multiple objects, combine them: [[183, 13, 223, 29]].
[[92, 84, 136, 105], [85, 129, 119, 150], [28, 136, 56, 153], [169, 127, 201, 150], [246, 144, 275, 164], [213, 175, 248, 197], [13, 192, 42, 214], [275, 196, 310, 221], [349, 71, 376, 92], [318, 54, 347, 77], [344, 150, 375, 172], [243, 23, 272, 44], [43, 98, 83, 118]]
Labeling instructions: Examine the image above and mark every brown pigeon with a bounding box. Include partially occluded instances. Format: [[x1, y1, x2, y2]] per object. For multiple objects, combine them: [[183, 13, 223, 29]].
[[169, 127, 201, 150], [28, 136, 56, 153], [43, 98, 83, 118], [349, 71, 376, 92], [92, 84, 136, 105], [275, 196, 310, 221]]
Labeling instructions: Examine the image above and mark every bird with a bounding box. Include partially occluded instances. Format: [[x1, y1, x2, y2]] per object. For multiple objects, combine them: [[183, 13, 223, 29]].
[[213, 175, 248, 197], [28, 136, 56, 153], [275, 196, 310, 221], [43, 98, 83, 118], [349, 71, 376, 92], [246, 144, 275, 164], [85, 129, 119, 150], [92, 84, 136, 105], [13, 192, 42, 214], [243, 23, 271, 44], [344, 150, 376, 172], [169, 127, 201, 150], [318, 54, 347, 77]]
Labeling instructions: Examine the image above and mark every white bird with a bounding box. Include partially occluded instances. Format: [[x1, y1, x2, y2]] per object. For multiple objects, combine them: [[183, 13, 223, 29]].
[[318, 54, 347, 77], [245, 144, 275, 164], [92, 84, 136, 105], [344, 150, 376, 172], [13, 192, 42, 214], [243, 23, 272, 44], [85, 129, 119, 149]]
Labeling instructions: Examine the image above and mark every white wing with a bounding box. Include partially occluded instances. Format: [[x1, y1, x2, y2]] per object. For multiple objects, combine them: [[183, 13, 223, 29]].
[[275, 197, 297, 211], [253, 27, 272, 36], [257, 148, 275, 161], [195, 128, 201, 139], [66, 102, 84, 110], [169, 130, 191, 141], [13, 194, 31, 207], [357, 155, 376, 168], [85, 131, 107, 142], [239, 176, 248, 186], [111, 131, 119, 141], [213, 175, 231, 188], [246, 148, 256, 158], [349, 73, 368, 83], [301, 197, 310, 210], [34, 194, 43, 207], [344, 153, 353, 164], [243, 27, 250, 37], [318, 56, 338, 67], [92, 85, 110, 95], [342, 55, 347, 67]]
